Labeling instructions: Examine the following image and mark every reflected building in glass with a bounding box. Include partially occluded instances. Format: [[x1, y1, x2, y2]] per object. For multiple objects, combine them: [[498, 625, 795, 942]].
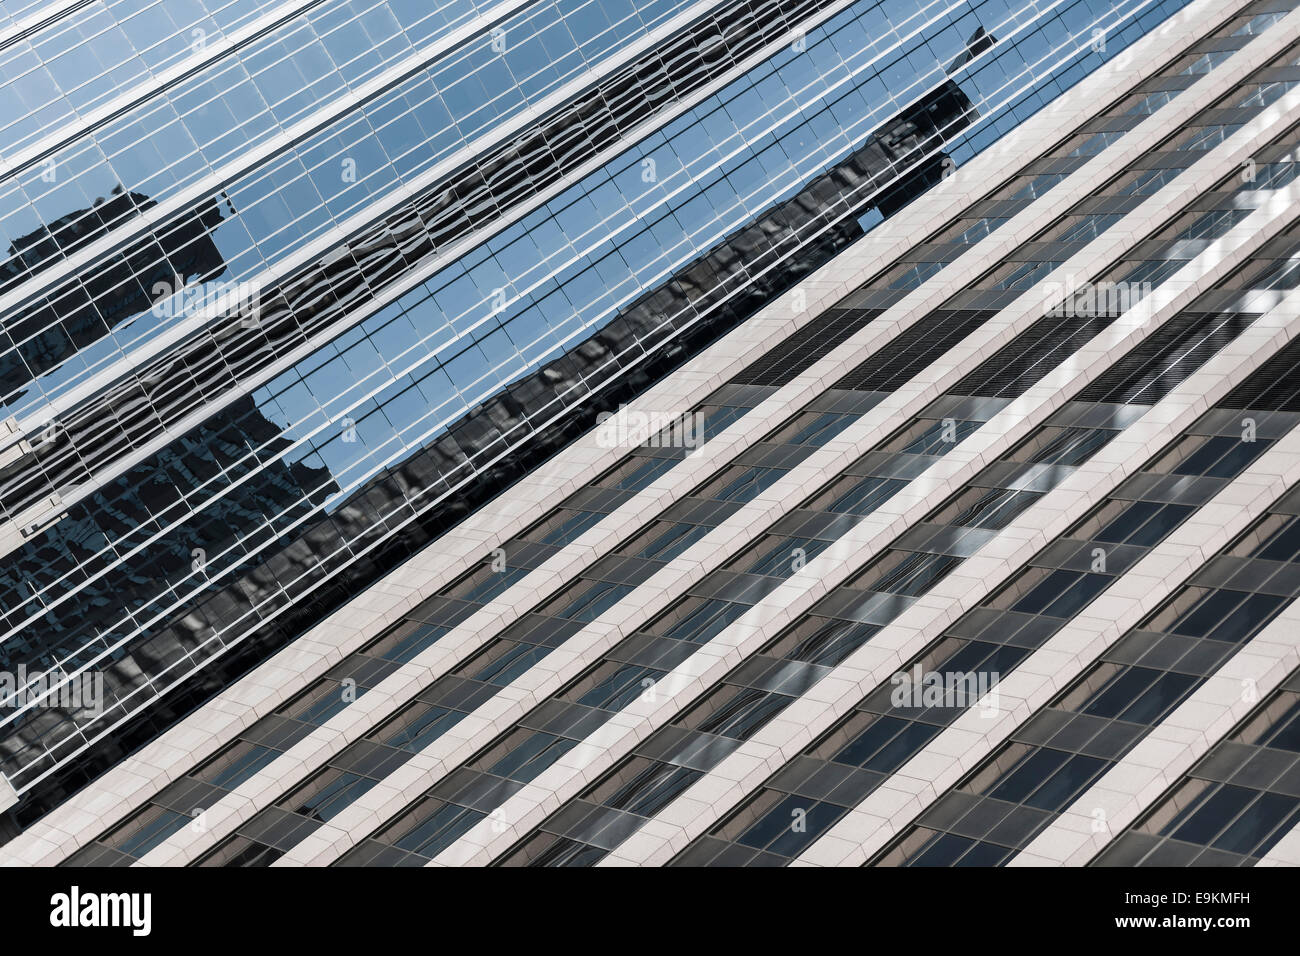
[[4, 0, 1297, 870]]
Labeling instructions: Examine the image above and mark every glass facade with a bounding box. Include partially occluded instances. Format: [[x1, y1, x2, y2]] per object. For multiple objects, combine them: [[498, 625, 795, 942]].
[[0, 0, 1191, 824], [3, 0, 1299, 877]]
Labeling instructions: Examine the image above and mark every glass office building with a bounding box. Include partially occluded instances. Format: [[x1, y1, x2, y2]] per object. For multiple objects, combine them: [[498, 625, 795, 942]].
[[2, 0, 1299, 869]]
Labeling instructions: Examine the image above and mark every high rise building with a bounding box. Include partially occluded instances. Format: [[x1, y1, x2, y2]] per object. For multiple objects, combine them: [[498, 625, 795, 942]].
[[0, 0, 1297, 872]]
